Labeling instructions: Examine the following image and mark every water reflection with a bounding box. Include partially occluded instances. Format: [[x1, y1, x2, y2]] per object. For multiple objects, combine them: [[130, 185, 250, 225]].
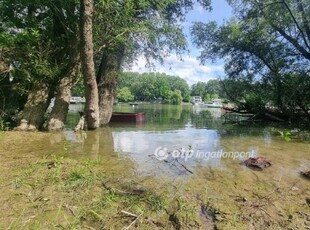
[[65, 104, 310, 177], [109, 105, 224, 167], [62, 128, 115, 160], [112, 125, 222, 176]]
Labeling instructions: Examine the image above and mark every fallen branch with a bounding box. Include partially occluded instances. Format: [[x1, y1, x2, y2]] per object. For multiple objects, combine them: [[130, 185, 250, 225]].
[[121, 210, 138, 218], [265, 113, 285, 122], [222, 107, 251, 114], [175, 159, 193, 174]]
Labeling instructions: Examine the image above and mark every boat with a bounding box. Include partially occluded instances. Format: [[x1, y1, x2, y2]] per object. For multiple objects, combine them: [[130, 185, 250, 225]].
[[191, 96, 203, 105], [110, 112, 145, 122], [70, 97, 86, 104], [205, 99, 223, 108]]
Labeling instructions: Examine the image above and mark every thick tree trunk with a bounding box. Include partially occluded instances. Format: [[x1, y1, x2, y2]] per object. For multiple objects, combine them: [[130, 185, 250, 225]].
[[47, 61, 80, 131], [80, 0, 99, 129], [15, 84, 51, 131], [97, 47, 124, 126]]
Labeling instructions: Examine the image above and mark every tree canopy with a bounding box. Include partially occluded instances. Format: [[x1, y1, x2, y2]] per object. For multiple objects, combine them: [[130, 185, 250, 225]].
[[191, 0, 310, 121], [191, 79, 223, 102], [117, 72, 191, 104], [0, 0, 212, 129]]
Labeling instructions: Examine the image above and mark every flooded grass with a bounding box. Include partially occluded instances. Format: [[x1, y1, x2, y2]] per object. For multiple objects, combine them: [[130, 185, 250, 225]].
[[1, 105, 310, 229], [1, 131, 309, 229]]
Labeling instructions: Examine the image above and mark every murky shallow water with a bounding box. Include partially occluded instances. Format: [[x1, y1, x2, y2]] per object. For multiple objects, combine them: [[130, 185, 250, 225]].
[[1, 104, 309, 228], [63, 104, 310, 179]]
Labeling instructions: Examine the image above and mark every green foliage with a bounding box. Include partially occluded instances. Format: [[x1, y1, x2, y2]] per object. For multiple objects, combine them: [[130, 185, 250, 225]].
[[166, 90, 183, 105], [118, 72, 190, 104], [191, 0, 310, 118], [0, 119, 10, 131], [116, 87, 134, 102], [0, 0, 213, 124], [72, 77, 85, 97], [0, 0, 80, 117], [191, 80, 223, 102], [284, 131, 292, 142], [93, 0, 211, 67], [191, 82, 207, 97], [244, 93, 265, 113]]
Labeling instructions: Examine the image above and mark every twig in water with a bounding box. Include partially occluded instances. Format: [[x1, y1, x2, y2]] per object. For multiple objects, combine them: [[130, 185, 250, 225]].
[[175, 158, 193, 174]]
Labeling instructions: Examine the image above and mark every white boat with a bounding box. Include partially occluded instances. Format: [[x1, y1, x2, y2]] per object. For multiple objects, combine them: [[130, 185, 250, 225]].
[[70, 97, 86, 104], [205, 99, 223, 108], [191, 96, 203, 105]]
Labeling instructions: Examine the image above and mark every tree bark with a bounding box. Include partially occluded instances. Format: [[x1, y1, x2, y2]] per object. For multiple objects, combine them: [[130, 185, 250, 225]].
[[97, 47, 124, 126], [15, 84, 52, 131], [80, 0, 99, 129], [47, 60, 80, 131]]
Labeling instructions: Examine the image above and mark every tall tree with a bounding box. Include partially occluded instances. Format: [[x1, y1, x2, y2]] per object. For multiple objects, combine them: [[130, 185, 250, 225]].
[[0, 0, 213, 130], [47, 1, 81, 131], [191, 0, 310, 120], [93, 0, 212, 125], [0, 0, 82, 130], [80, 0, 99, 129]]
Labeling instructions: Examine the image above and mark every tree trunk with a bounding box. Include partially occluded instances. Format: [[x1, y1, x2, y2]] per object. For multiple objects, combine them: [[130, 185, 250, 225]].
[[15, 84, 52, 131], [97, 47, 124, 126], [80, 0, 99, 130], [47, 60, 80, 131]]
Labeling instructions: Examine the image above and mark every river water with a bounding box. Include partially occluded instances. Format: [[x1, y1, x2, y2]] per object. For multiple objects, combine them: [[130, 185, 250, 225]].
[[2, 103, 309, 228], [62, 104, 310, 179]]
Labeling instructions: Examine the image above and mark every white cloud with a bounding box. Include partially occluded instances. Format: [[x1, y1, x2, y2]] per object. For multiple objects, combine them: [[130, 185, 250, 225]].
[[193, 3, 205, 15], [125, 55, 224, 85]]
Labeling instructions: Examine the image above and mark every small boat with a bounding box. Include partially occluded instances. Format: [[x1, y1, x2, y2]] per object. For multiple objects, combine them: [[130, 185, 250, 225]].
[[191, 96, 203, 105], [110, 112, 145, 122], [129, 102, 139, 106], [205, 99, 223, 108], [70, 97, 86, 104]]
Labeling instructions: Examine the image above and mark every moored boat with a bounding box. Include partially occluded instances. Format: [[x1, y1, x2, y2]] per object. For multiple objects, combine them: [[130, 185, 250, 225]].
[[70, 97, 86, 104], [205, 99, 223, 108], [110, 112, 145, 122]]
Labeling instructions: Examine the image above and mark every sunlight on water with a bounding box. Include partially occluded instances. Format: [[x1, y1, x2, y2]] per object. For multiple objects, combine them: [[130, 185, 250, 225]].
[[64, 104, 309, 178], [1, 104, 308, 229]]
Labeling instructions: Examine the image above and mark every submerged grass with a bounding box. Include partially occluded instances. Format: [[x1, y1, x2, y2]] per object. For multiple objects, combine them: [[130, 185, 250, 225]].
[[0, 131, 309, 229]]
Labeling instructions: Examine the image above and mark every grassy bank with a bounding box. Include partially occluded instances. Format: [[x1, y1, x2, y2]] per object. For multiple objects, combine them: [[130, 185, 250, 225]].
[[0, 132, 309, 229]]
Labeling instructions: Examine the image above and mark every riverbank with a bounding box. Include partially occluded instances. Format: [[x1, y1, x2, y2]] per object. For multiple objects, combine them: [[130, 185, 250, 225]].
[[0, 130, 309, 229]]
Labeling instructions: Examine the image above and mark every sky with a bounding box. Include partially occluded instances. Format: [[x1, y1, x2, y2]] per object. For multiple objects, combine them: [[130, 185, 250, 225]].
[[127, 0, 233, 85]]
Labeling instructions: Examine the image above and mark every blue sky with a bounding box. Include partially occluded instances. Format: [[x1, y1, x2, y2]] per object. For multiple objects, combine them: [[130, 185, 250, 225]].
[[128, 0, 233, 85]]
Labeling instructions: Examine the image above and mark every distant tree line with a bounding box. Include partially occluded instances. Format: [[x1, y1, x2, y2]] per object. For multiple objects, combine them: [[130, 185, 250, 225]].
[[112, 72, 225, 105], [190, 80, 224, 102], [116, 72, 191, 104]]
